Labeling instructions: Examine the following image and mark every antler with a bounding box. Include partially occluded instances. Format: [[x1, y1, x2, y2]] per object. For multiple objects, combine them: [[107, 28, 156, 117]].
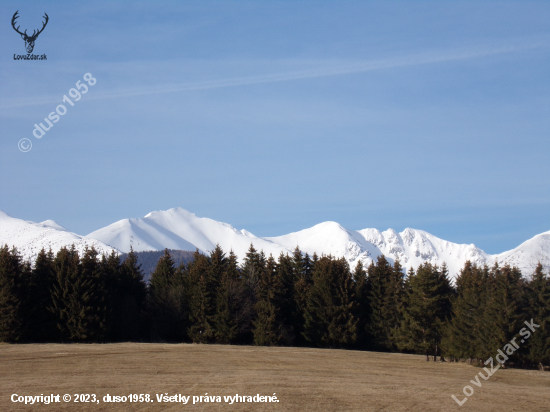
[[11, 11, 27, 37], [31, 13, 49, 38]]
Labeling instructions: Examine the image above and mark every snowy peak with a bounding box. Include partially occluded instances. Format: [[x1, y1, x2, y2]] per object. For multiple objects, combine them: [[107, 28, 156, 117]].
[[86, 208, 290, 262], [83, 209, 550, 277], [268, 221, 370, 264], [39, 220, 67, 231], [1, 207, 548, 278], [267, 223, 492, 276], [0, 212, 117, 263], [494, 231, 550, 277], [352, 227, 488, 276]]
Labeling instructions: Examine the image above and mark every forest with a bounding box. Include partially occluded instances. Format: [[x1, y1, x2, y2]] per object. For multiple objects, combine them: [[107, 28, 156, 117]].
[[0, 244, 548, 370]]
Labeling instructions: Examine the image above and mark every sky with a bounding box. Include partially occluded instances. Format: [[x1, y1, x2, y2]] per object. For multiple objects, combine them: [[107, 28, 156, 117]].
[[0, 1, 549, 254]]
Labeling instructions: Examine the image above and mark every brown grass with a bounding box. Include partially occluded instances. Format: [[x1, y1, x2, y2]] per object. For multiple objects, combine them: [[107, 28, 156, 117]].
[[1, 343, 549, 411]]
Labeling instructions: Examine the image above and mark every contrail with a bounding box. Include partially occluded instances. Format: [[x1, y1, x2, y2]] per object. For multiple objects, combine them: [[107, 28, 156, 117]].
[[1, 41, 547, 109]]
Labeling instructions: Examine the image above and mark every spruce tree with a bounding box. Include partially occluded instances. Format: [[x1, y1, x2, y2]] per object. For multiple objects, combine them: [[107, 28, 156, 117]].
[[188, 246, 224, 343], [353, 260, 369, 348], [526, 263, 550, 370], [213, 250, 240, 343], [50, 246, 77, 341], [366, 255, 393, 350], [253, 255, 282, 345], [236, 244, 264, 343], [0, 246, 25, 342], [397, 263, 453, 360], [303, 256, 357, 348], [148, 249, 186, 342], [26, 248, 56, 342], [49, 246, 107, 342], [100, 250, 121, 341], [112, 248, 147, 341], [442, 261, 484, 361], [478, 264, 525, 363], [383, 260, 406, 350], [276, 253, 297, 344], [80, 246, 108, 341]]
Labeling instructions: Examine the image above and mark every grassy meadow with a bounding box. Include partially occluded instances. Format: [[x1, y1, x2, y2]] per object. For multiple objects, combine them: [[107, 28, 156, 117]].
[[1, 343, 549, 411]]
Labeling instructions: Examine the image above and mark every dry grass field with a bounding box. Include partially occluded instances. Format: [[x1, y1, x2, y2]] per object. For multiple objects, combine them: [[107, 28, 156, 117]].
[[1, 343, 549, 411]]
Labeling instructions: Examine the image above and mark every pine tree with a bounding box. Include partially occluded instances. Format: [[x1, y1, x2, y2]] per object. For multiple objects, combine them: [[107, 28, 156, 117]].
[[213, 250, 240, 343], [25, 248, 56, 342], [0, 246, 25, 342], [290, 249, 316, 346], [148, 249, 186, 342], [49, 246, 107, 342], [50, 246, 77, 341], [274, 253, 296, 344], [366, 255, 393, 350], [253, 255, 282, 345], [188, 246, 225, 343], [303, 256, 357, 348], [353, 260, 369, 348], [80, 247, 108, 341], [397, 263, 453, 360], [236, 244, 264, 343], [526, 263, 550, 370], [111, 248, 147, 341], [100, 250, 121, 340], [185, 250, 211, 343], [478, 264, 525, 363], [383, 260, 406, 350], [442, 261, 485, 361]]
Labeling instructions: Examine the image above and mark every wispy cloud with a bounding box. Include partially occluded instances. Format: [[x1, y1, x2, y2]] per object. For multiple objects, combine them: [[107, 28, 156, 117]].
[[1, 40, 548, 109]]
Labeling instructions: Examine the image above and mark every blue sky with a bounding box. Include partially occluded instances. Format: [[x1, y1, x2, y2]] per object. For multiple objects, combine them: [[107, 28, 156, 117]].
[[1, 1, 549, 254]]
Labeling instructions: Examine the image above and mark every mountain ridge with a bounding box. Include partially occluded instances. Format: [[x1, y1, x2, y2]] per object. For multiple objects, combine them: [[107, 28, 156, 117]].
[[0, 209, 117, 263], [1, 207, 548, 278]]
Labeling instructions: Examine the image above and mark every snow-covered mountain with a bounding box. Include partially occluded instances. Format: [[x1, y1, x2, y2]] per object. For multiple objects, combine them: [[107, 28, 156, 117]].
[[1, 207, 548, 278], [493, 230, 550, 276], [85, 207, 549, 277], [267, 222, 490, 277], [86, 208, 289, 259], [0, 210, 117, 263]]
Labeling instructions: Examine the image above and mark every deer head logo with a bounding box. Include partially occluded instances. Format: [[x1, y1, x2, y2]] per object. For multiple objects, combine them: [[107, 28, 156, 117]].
[[11, 11, 49, 54]]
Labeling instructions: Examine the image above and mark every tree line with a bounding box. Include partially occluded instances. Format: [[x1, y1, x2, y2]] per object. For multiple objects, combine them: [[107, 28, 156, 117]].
[[0, 244, 548, 370]]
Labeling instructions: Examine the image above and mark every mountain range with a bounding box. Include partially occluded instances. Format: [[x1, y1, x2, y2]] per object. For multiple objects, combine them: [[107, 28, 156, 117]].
[[1, 207, 548, 278]]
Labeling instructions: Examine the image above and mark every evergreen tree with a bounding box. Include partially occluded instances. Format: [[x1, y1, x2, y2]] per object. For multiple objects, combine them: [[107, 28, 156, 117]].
[[478, 264, 525, 362], [303, 256, 357, 348], [353, 260, 369, 348], [213, 250, 240, 343], [0, 246, 25, 342], [111, 248, 147, 341], [188, 246, 224, 343], [148, 249, 186, 342], [268, 253, 292, 344], [291, 249, 315, 346], [25, 248, 56, 342], [80, 247, 108, 341], [384, 260, 406, 350], [253, 255, 282, 345], [441, 261, 485, 361], [526, 263, 550, 370], [366, 255, 393, 350], [100, 250, 121, 340], [397, 263, 453, 360], [49, 246, 107, 342], [236, 244, 264, 343]]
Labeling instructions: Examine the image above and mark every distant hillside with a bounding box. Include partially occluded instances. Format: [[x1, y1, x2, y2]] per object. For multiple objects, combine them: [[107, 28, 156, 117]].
[[119, 249, 196, 283]]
